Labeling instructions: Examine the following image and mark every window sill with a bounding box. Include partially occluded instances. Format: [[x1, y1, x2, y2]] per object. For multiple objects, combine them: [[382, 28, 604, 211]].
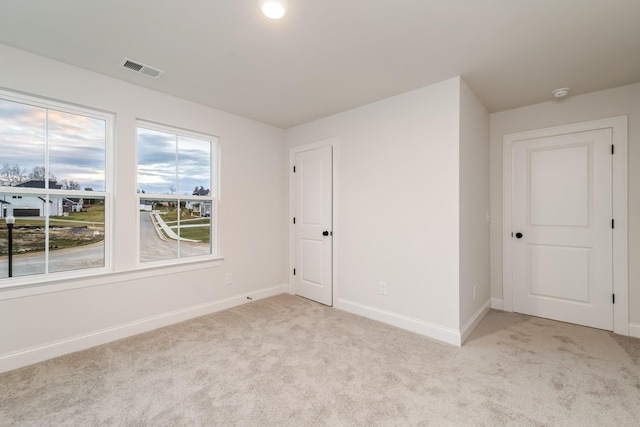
[[0, 256, 224, 301]]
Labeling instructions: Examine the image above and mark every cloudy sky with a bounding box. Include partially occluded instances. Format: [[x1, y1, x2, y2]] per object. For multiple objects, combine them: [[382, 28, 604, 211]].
[[0, 98, 106, 191], [137, 127, 211, 196], [1, 98, 212, 196]]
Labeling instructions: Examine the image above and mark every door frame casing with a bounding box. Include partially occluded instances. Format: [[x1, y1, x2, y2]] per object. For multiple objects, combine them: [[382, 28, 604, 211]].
[[502, 116, 628, 335], [289, 138, 339, 306]]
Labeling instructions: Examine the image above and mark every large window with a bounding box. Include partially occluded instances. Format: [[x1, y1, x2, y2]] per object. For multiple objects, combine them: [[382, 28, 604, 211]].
[[0, 93, 111, 281], [136, 122, 218, 263]]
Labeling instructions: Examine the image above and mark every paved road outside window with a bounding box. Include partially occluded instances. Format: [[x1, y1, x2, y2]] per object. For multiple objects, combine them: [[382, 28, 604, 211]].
[[0, 212, 211, 278], [139, 211, 210, 262]]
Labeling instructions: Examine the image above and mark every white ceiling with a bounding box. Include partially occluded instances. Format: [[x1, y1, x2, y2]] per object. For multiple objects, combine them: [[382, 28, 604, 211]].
[[0, 0, 639, 129]]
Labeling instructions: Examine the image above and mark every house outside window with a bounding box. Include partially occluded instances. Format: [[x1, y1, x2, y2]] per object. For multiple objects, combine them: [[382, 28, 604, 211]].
[[136, 122, 218, 263], [0, 92, 111, 282]]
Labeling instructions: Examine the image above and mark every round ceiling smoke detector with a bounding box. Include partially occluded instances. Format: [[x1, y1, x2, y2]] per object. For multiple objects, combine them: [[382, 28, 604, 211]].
[[552, 87, 570, 98], [260, 0, 287, 19]]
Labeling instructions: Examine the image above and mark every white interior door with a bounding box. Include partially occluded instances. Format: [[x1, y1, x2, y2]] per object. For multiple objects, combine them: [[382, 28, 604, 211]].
[[512, 128, 613, 330], [294, 145, 333, 306]]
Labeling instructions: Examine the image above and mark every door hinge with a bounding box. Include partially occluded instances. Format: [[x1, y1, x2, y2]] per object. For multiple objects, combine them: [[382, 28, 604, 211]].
[[612, 219, 615, 229], [611, 144, 614, 155], [612, 294, 615, 304], [293, 268, 296, 276], [293, 217, 296, 224], [293, 166, 296, 173]]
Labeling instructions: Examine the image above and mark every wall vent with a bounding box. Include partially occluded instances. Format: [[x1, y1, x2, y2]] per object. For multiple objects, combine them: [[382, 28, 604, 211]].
[[120, 58, 164, 79]]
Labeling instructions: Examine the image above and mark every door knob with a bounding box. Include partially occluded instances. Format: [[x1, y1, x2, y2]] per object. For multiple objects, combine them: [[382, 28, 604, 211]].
[[322, 231, 329, 236], [515, 232, 523, 239]]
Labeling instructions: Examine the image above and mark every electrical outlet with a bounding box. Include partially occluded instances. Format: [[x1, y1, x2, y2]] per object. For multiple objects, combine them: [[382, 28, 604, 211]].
[[379, 282, 387, 296], [473, 285, 477, 300], [225, 273, 233, 285]]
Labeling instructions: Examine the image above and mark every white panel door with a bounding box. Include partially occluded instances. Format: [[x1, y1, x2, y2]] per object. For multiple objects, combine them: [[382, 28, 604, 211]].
[[512, 128, 613, 330], [294, 146, 333, 306]]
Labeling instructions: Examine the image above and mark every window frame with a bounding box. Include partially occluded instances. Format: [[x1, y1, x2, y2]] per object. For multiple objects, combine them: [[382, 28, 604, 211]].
[[135, 120, 220, 266], [0, 89, 114, 289]]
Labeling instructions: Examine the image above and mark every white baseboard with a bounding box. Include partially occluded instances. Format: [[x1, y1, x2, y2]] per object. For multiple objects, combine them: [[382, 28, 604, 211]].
[[491, 298, 504, 310], [629, 323, 640, 339], [335, 298, 462, 346], [460, 300, 491, 344], [0, 284, 289, 374]]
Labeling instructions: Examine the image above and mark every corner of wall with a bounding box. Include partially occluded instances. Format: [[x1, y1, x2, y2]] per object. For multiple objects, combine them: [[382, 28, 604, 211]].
[[458, 79, 491, 332]]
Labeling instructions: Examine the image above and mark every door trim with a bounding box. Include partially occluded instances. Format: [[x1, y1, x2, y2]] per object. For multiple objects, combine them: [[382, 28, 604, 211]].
[[502, 116, 628, 335], [289, 138, 339, 306]]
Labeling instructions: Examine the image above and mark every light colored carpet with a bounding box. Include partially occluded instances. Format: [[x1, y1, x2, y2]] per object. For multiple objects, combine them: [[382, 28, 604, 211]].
[[1, 293, 639, 426]]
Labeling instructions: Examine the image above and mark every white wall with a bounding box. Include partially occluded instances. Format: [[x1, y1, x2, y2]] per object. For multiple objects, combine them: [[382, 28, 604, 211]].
[[0, 44, 287, 372], [459, 80, 490, 332], [286, 77, 473, 343], [490, 82, 640, 334]]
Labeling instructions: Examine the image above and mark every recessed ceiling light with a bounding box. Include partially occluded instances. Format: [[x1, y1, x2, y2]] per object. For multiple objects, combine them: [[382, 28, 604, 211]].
[[552, 87, 570, 98], [259, 0, 287, 19]]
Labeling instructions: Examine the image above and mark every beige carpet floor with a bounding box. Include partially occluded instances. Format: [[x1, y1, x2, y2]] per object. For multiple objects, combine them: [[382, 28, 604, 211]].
[[1, 293, 639, 426]]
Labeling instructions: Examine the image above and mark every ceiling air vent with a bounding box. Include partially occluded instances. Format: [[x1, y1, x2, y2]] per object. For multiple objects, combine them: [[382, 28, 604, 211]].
[[120, 58, 164, 79]]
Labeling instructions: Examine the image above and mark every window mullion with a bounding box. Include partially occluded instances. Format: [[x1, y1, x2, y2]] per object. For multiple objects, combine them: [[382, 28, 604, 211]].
[[45, 109, 49, 190], [44, 109, 50, 274], [44, 194, 50, 274], [175, 134, 181, 259]]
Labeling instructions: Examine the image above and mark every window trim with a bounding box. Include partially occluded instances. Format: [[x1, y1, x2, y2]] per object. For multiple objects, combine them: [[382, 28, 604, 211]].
[[135, 120, 220, 266], [0, 89, 114, 289], [0, 257, 224, 301]]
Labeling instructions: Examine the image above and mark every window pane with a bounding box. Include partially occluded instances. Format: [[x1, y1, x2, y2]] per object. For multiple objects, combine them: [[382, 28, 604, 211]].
[[1, 196, 46, 279], [1, 193, 106, 278], [139, 199, 178, 262], [0, 98, 45, 187], [48, 110, 106, 192], [139, 199, 212, 262], [177, 136, 211, 196], [178, 212, 211, 258], [137, 128, 176, 195], [48, 195, 105, 274]]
